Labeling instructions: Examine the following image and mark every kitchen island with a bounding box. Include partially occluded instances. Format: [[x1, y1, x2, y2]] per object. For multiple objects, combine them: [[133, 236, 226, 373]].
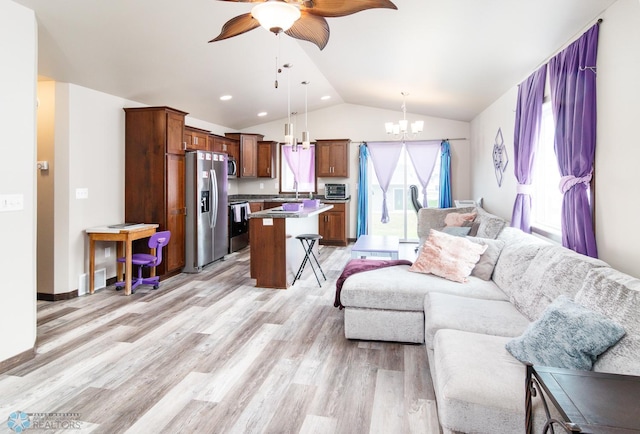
[[249, 203, 333, 289]]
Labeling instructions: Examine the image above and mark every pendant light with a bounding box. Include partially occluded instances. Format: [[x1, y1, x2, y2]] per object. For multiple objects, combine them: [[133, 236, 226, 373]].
[[301, 81, 310, 150], [283, 63, 294, 147]]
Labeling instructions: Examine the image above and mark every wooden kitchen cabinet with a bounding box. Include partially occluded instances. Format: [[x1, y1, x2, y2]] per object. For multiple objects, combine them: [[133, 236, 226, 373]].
[[212, 134, 240, 162], [249, 202, 264, 213], [316, 139, 350, 178], [319, 202, 349, 246], [258, 140, 278, 178], [184, 126, 210, 151], [263, 201, 284, 210], [123, 106, 188, 277], [225, 133, 263, 178]]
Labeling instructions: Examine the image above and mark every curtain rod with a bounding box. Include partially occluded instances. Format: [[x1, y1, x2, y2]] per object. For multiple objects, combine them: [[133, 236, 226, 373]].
[[354, 137, 467, 144], [522, 18, 603, 82]]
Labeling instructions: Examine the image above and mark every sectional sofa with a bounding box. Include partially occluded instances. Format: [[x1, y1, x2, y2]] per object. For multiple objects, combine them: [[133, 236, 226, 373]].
[[338, 207, 640, 433]]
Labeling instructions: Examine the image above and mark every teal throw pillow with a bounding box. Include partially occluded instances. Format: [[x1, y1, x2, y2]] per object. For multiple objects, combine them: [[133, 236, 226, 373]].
[[441, 227, 472, 237], [505, 295, 625, 370]]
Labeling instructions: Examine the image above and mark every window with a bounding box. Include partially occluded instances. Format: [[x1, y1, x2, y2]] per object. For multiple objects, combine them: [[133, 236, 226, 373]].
[[532, 101, 562, 234], [368, 146, 440, 241], [280, 144, 316, 193]]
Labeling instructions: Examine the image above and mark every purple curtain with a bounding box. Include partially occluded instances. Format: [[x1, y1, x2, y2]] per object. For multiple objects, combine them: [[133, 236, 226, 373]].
[[511, 65, 547, 233], [405, 141, 440, 207], [282, 144, 315, 191], [548, 22, 599, 257], [367, 142, 403, 223]]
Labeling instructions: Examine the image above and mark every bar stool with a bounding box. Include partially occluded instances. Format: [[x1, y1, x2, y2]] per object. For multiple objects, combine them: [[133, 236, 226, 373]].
[[293, 234, 326, 287]]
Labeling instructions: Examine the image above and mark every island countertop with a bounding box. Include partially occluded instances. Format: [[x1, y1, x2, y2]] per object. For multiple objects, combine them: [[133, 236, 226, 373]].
[[249, 203, 333, 289], [249, 203, 334, 219]]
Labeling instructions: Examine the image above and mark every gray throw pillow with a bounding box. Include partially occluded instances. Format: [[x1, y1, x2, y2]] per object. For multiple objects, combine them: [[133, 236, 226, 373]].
[[467, 236, 505, 280], [505, 295, 625, 370], [475, 207, 506, 239]]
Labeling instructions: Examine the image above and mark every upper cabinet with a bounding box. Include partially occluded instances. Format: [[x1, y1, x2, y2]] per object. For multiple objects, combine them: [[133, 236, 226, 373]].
[[184, 126, 210, 151], [211, 134, 240, 162], [316, 139, 350, 177], [225, 133, 264, 178], [257, 140, 278, 178]]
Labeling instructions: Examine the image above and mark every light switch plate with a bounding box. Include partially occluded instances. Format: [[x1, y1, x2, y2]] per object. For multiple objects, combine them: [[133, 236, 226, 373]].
[[0, 194, 24, 212]]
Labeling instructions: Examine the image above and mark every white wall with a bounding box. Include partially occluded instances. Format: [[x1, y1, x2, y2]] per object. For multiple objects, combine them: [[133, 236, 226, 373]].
[[242, 103, 471, 239], [0, 1, 37, 362], [470, 0, 640, 277]]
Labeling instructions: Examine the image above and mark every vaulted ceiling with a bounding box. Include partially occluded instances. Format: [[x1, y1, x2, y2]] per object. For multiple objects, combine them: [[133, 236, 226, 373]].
[[15, 0, 616, 130]]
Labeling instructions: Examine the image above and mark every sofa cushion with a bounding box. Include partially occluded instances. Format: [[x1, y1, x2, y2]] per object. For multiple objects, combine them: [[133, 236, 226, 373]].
[[511, 245, 609, 321], [575, 267, 640, 376], [493, 227, 549, 298], [432, 330, 553, 433], [467, 236, 505, 281], [424, 292, 530, 350], [340, 265, 509, 311], [474, 206, 506, 239], [410, 229, 487, 283], [441, 226, 472, 237], [505, 295, 625, 370], [417, 206, 476, 244]]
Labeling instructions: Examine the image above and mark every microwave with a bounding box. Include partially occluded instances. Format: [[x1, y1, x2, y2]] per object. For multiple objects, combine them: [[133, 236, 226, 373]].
[[325, 183, 349, 199], [227, 156, 238, 178]]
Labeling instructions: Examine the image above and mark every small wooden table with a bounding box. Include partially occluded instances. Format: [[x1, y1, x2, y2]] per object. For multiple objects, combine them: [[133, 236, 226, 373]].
[[351, 235, 400, 260], [526, 364, 640, 433], [86, 223, 158, 296]]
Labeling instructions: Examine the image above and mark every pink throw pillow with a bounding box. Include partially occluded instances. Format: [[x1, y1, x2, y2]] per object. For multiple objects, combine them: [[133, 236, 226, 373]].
[[409, 229, 487, 283], [443, 212, 477, 227]]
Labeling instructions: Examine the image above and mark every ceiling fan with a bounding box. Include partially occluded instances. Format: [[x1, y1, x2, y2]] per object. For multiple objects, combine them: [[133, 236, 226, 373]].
[[209, 0, 397, 50]]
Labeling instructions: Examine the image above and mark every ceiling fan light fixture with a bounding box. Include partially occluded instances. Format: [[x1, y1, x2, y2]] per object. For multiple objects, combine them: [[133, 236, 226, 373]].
[[251, 1, 301, 34]]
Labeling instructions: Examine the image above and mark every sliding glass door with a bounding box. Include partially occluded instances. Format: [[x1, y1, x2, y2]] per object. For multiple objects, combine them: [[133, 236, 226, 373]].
[[368, 146, 440, 241]]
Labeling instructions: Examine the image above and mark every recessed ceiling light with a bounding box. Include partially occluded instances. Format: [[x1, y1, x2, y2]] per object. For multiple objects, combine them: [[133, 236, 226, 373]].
[[220, 95, 232, 101], [257, 112, 267, 117], [321, 95, 331, 101]]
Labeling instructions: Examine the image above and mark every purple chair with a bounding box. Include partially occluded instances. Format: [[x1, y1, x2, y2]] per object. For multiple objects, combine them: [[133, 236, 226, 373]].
[[116, 230, 171, 293]]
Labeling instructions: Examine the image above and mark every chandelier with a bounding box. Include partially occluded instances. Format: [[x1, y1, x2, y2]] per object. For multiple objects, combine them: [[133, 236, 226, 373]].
[[251, 1, 301, 34], [385, 92, 424, 141]]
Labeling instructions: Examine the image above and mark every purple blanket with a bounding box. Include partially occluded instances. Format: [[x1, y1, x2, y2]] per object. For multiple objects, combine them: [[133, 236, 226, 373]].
[[334, 259, 413, 309]]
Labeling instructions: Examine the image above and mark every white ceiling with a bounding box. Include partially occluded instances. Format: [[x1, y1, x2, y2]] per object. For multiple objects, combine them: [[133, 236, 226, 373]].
[[15, 0, 616, 130]]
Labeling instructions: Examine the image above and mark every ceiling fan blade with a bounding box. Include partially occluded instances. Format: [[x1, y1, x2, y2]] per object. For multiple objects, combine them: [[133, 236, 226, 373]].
[[209, 13, 261, 43], [306, 0, 397, 18], [285, 12, 330, 50]]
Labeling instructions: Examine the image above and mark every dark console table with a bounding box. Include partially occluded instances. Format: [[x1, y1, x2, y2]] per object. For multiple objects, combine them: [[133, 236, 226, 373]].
[[526, 364, 640, 433]]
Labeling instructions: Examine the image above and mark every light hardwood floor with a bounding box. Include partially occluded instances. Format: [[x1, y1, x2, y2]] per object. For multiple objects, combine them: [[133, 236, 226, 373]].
[[1, 244, 440, 434]]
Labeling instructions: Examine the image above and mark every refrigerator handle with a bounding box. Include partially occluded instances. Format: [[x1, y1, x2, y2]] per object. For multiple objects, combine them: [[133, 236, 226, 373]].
[[210, 169, 218, 228]]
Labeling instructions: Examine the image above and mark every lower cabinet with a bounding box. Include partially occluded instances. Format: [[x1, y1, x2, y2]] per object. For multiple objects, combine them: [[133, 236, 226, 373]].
[[319, 202, 348, 246]]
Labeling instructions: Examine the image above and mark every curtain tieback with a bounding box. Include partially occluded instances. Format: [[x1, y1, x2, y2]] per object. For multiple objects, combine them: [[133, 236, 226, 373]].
[[559, 171, 592, 194], [516, 184, 533, 195]]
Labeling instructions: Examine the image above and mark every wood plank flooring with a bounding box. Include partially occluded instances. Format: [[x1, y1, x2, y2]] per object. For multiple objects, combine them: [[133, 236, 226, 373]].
[[0, 244, 440, 433]]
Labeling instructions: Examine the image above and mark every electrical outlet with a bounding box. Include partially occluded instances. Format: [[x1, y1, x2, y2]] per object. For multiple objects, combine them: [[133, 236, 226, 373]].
[[259, 183, 264, 189], [75, 188, 89, 199], [105, 247, 111, 258]]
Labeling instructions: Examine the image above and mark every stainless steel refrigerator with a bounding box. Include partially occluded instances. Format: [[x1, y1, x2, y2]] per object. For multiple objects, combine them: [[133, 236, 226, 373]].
[[184, 150, 228, 272]]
